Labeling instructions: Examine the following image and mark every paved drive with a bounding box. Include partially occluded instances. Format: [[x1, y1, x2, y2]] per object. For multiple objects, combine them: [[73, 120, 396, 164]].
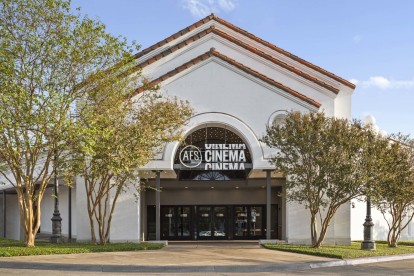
[[1, 241, 414, 275]]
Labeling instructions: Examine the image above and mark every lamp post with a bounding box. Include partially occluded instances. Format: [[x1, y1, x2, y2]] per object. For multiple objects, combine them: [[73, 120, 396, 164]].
[[361, 194, 376, 250], [50, 152, 63, 243], [361, 115, 376, 250]]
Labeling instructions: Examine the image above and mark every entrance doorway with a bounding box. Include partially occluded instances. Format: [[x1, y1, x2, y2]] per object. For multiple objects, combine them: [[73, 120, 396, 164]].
[[233, 206, 264, 239], [161, 206, 192, 240], [150, 204, 276, 240], [197, 206, 227, 240]]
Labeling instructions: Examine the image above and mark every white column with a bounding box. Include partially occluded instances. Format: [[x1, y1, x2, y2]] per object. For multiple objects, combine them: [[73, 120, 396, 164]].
[[266, 170, 271, 239], [155, 171, 161, 240]]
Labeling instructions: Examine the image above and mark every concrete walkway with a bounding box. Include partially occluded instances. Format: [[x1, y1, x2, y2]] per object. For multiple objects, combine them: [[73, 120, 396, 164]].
[[0, 241, 333, 273]]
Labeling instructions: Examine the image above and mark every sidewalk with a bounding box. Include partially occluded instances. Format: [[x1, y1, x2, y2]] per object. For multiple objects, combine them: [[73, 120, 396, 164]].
[[1, 241, 414, 273], [0, 241, 332, 273]]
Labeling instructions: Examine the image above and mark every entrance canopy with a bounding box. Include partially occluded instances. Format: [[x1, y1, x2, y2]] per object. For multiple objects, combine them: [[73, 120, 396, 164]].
[[139, 112, 280, 179]]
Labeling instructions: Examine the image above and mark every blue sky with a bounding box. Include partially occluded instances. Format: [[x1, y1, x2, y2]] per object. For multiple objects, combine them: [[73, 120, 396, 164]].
[[71, 0, 414, 136]]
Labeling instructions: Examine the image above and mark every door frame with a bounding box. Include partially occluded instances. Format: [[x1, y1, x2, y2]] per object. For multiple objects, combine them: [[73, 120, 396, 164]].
[[195, 205, 229, 240], [161, 205, 193, 240]]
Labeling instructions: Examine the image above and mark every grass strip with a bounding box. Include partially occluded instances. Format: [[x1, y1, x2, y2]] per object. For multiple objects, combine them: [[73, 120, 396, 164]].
[[263, 241, 414, 259], [0, 238, 163, 257]]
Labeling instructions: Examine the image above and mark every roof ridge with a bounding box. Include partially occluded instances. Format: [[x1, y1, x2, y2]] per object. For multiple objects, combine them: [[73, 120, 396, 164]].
[[134, 14, 215, 60], [134, 48, 321, 108], [136, 26, 338, 94], [213, 16, 355, 89], [134, 14, 355, 89]]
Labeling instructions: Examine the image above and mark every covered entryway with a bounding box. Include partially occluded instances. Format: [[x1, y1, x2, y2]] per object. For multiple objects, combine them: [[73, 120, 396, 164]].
[[142, 123, 284, 242]]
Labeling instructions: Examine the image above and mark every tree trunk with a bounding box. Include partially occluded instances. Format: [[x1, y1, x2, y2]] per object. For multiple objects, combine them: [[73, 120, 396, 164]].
[[313, 210, 335, 248], [85, 177, 97, 243], [88, 209, 97, 243], [26, 230, 35, 247], [23, 193, 35, 247], [310, 213, 318, 247], [387, 223, 400, 247]]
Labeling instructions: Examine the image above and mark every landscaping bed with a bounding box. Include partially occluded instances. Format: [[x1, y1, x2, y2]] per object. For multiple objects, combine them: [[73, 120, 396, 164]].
[[0, 238, 164, 257], [262, 241, 414, 259]]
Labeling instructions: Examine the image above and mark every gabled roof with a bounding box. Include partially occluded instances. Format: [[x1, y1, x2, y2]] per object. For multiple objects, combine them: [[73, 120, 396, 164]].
[[134, 48, 321, 108], [136, 26, 339, 94], [135, 14, 355, 89]]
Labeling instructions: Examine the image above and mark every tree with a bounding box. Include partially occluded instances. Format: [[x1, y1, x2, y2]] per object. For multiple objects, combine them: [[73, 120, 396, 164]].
[[0, 0, 140, 246], [66, 84, 192, 244], [370, 134, 414, 247], [262, 111, 375, 248]]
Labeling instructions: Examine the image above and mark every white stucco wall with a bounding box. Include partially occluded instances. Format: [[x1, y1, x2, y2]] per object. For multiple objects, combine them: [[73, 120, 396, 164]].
[[40, 184, 76, 238], [109, 182, 141, 242], [75, 175, 95, 242], [351, 199, 414, 241], [285, 200, 351, 245], [143, 36, 336, 116], [5, 194, 21, 240], [160, 59, 313, 151]]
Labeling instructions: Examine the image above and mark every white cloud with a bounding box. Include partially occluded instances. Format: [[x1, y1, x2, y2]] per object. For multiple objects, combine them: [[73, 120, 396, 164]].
[[350, 76, 414, 90], [218, 0, 236, 11], [349, 78, 359, 85], [181, 0, 237, 18], [364, 76, 392, 89]]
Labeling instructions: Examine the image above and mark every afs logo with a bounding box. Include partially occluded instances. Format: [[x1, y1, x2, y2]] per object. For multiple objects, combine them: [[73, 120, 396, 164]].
[[179, 145, 202, 168]]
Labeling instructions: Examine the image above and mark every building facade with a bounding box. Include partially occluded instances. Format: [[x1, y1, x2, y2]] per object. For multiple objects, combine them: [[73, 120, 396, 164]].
[[2, 14, 389, 244]]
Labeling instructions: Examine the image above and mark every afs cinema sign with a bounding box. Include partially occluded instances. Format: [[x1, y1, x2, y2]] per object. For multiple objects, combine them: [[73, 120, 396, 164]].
[[179, 143, 247, 170]]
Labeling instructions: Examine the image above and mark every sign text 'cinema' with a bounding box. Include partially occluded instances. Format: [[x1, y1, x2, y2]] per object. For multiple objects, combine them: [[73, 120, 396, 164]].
[[180, 143, 247, 170]]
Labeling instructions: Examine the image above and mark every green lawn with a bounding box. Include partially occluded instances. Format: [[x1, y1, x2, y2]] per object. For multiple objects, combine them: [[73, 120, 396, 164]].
[[0, 238, 164, 257], [263, 241, 414, 259]]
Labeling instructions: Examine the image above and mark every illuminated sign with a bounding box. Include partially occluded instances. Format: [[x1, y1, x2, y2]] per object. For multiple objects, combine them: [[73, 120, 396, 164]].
[[179, 143, 247, 170]]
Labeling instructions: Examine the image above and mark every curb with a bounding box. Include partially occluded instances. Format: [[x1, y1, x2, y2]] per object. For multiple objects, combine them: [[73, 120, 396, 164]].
[[0, 261, 314, 273], [309, 253, 414, 269]]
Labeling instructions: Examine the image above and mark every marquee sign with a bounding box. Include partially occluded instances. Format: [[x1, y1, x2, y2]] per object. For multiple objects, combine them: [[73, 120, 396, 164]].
[[179, 143, 247, 170]]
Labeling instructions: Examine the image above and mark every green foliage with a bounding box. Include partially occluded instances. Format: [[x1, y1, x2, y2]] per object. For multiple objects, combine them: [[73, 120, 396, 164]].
[[0, 238, 163, 257], [369, 134, 414, 247], [262, 112, 379, 248], [263, 242, 414, 260], [0, 0, 141, 246], [65, 68, 192, 244]]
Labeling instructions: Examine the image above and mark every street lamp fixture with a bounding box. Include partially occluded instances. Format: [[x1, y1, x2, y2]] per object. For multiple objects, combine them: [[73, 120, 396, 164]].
[[50, 152, 63, 243], [361, 115, 376, 250]]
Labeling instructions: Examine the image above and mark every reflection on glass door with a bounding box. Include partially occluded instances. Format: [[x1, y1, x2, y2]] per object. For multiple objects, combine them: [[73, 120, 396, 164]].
[[234, 206, 248, 238], [157, 205, 268, 240], [198, 206, 212, 238], [213, 206, 227, 239], [249, 206, 263, 237], [233, 205, 265, 239]]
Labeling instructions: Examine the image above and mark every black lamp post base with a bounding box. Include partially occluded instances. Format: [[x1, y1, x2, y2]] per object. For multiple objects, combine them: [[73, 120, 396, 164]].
[[50, 211, 63, 243], [50, 235, 64, 243], [361, 241, 376, 250]]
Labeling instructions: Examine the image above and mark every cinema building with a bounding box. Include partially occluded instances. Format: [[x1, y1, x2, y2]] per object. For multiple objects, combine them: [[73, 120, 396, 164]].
[[1, 14, 378, 244]]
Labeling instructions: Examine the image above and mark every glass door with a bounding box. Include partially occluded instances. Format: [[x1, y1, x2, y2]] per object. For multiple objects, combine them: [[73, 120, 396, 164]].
[[234, 206, 248, 238], [161, 206, 177, 240], [197, 206, 212, 239], [177, 206, 191, 238], [233, 205, 265, 239], [213, 206, 227, 239], [197, 206, 228, 239], [249, 206, 264, 238]]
